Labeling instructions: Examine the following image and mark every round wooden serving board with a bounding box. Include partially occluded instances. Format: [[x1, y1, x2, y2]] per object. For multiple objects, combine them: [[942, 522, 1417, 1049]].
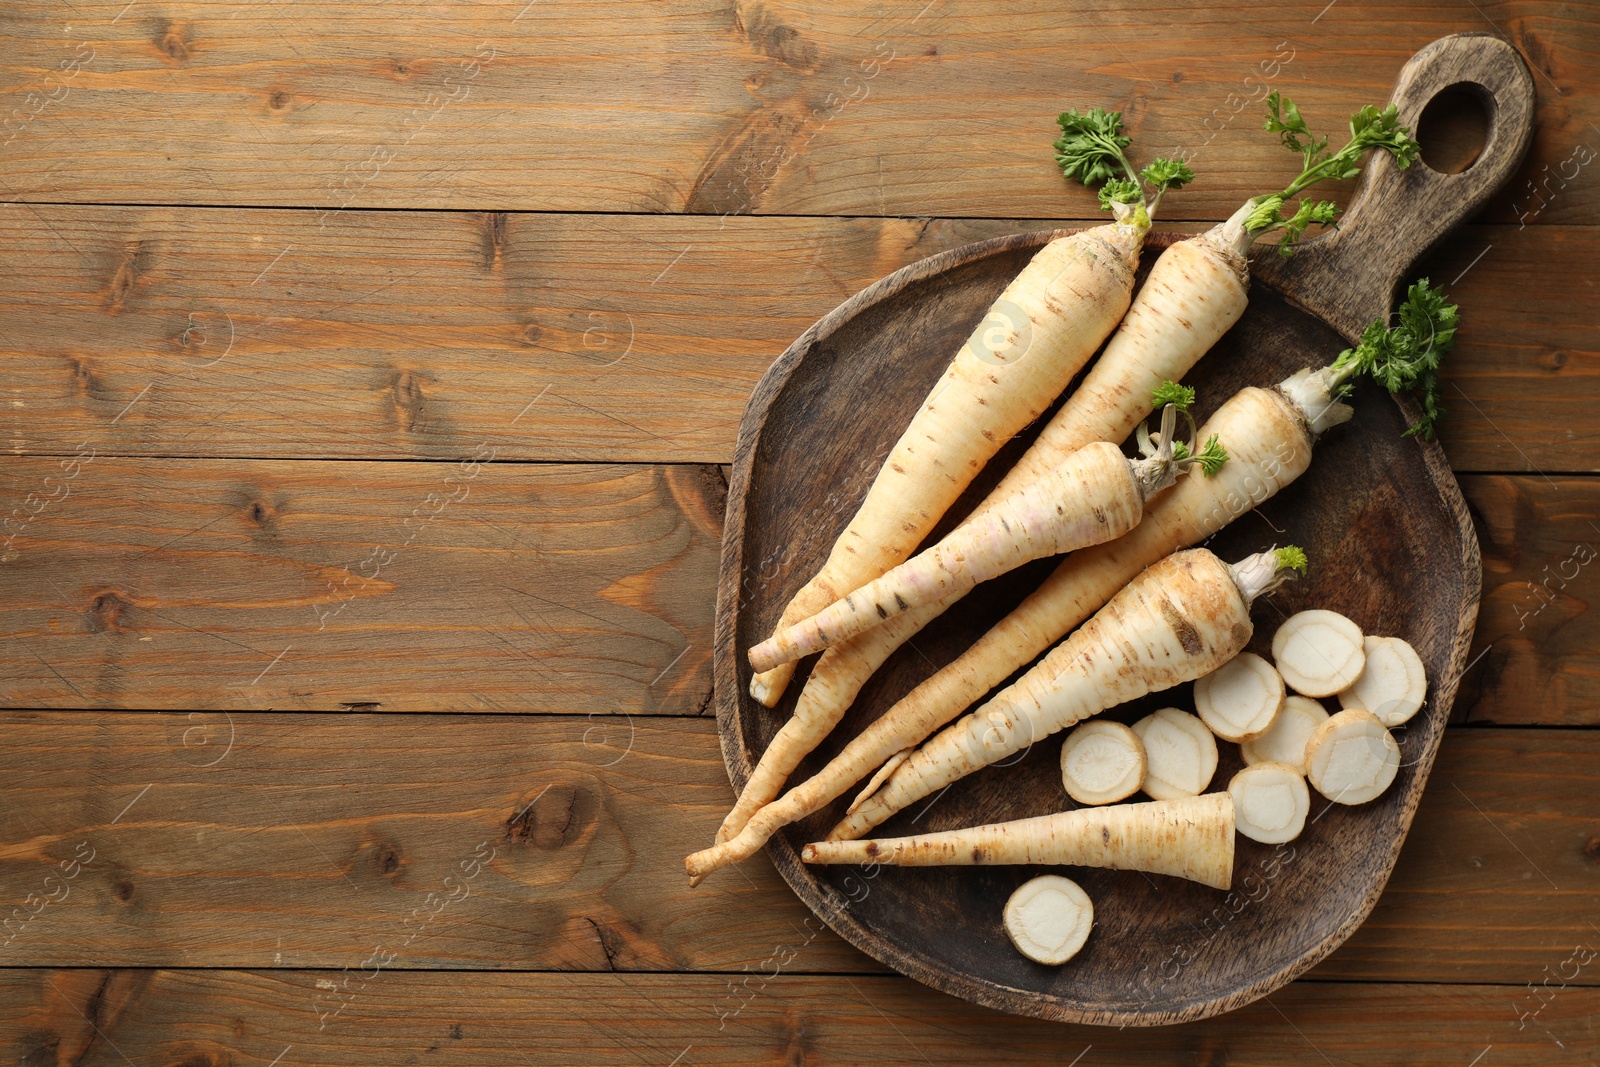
[[713, 35, 1533, 1026]]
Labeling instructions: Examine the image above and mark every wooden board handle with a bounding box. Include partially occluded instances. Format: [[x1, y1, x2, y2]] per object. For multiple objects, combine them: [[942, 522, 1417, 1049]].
[[1252, 33, 1534, 340]]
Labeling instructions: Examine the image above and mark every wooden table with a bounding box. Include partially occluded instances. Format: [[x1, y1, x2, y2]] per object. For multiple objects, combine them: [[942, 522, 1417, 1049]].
[[0, 2, 1594, 1062]]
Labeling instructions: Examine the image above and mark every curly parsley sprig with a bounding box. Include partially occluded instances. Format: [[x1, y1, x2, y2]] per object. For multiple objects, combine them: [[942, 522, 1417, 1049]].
[[1244, 92, 1421, 254], [1275, 545, 1310, 576], [1171, 433, 1229, 476], [1323, 279, 1460, 439], [1150, 379, 1197, 413], [1054, 109, 1195, 219]]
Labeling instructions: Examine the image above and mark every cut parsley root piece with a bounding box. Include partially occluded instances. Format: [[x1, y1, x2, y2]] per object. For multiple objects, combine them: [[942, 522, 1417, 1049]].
[[1004, 875, 1094, 966], [1242, 695, 1330, 772], [802, 795, 1237, 891], [1339, 636, 1427, 726], [1272, 609, 1366, 698], [1304, 708, 1399, 805], [1059, 721, 1146, 805], [1132, 708, 1218, 800], [1228, 762, 1311, 844], [1194, 652, 1285, 742]]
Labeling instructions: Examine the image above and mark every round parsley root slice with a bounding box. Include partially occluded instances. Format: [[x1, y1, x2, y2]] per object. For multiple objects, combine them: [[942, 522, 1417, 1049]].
[[1339, 635, 1427, 726], [1227, 762, 1310, 844], [1131, 708, 1218, 800], [1272, 609, 1366, 697], [1059, 721, 1147, 806], [1241, 696, 1329, 772], [1194, 652, 1285, 742], [1004, 874, 1094, 966], [1304, 708, 1399, 805]]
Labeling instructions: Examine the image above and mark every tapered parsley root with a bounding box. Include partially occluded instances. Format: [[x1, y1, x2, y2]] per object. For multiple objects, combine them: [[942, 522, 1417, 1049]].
[[1059, 721, 1146, 806], [686, 390, 1310, 884], [802, 794, 1237, 891], [1005, 875, 1095, 965], [714, 601, 950, 845], [749, 409, 1226, 673], [1339, 636, 1427, 726], [1132, 708, 1219, 801], [693, 234, 1461, 886], [1194, 651, 1286, 743], [746, 112, 1188, 708], [1241, 695, 1330, 773], [1272, 609, 1366, 697], [1228, 762, 1311, 844], [984, 92, 1421, 506], [1304, 708, 1399, 805], [830, 547, 1302, 841]]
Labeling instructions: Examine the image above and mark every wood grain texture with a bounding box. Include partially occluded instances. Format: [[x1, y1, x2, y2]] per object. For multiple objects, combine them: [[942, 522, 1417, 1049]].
[[0, 450, 1590, 723], [0, 715, 1591, 987], [0, 206, 1040, 465], [0, 0, 1589, 1049], [0, 459, 721, 712], [0, 1, 1594, 226], [1462, 474, 1600, 727], [2, 969, 1596, 1065], [0, 206, 1591, 472]]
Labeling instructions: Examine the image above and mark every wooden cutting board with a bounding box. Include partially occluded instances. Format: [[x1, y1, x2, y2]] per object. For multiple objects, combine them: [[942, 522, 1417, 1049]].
[[713, 34, 1533, 1026]]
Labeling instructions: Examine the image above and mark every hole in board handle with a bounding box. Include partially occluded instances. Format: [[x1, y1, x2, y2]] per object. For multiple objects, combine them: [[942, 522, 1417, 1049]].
[[1416, 83, 1492, 175]]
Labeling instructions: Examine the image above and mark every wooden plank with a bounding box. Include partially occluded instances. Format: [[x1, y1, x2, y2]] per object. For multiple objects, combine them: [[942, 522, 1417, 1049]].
[[0, 460, 722, 712], [0, 453, 1593, 723], [0, 715, 1592, 986], [2, 969, 1594, 1065], [0, 205, 1591, 471], [0, 1, 1594, 226], [0, 206, 1036, 465], [1460, 474, 1600, 726]]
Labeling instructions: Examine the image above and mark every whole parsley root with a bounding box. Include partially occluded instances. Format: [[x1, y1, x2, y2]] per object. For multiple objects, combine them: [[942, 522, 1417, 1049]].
[[684, 293, 1463, 883], [740, 109, 1173, 712], [748, 404, 1227, 672], [806, 795, 1238, 893], [830, 547, 1302, 842]]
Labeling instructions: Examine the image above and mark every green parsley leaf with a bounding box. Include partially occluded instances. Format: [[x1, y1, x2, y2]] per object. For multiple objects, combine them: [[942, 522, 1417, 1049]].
[[1097, 177, 1142, 211], [1150, 380, 1197, 412], [1275, 545, 1309, 575], [1054, 108, 1133, 188], [1328, 279, 1459, 439]]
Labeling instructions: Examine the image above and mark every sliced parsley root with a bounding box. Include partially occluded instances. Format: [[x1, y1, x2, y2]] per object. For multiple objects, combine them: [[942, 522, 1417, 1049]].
[[1005, 875, 1094, 966], [1228, 762, 1311, 845]]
